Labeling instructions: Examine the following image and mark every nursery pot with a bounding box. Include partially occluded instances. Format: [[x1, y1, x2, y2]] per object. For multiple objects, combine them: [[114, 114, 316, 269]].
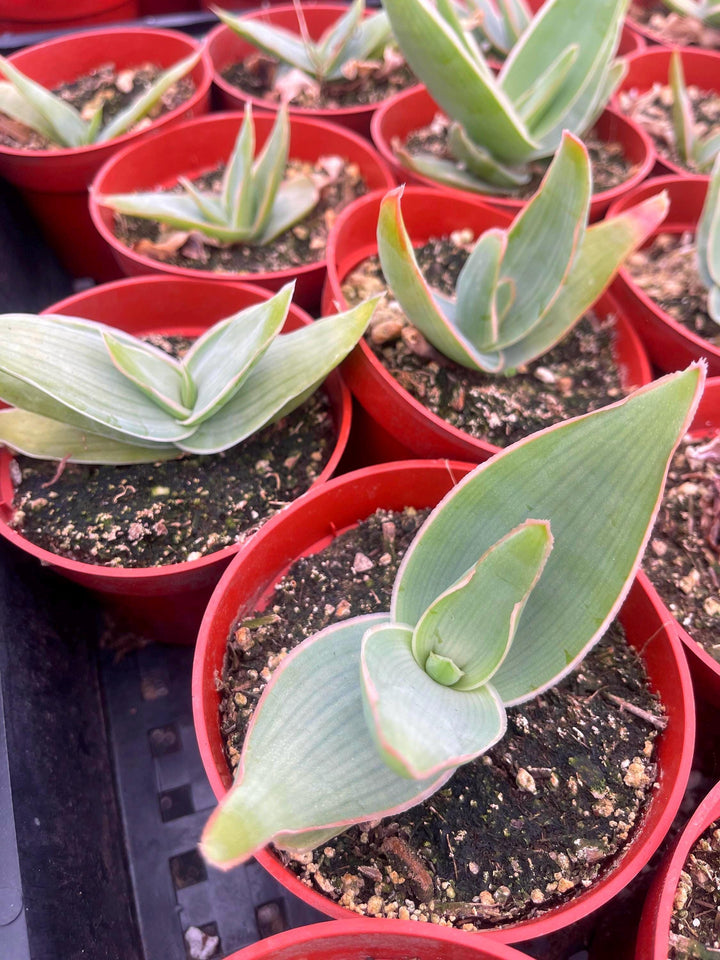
[[0, 28, 212, 281], [206, 4, 420, 138], [192, 458, 695, 943], [635, 779, 720, 960], [607, 175, 719, 376], [613, 47, 720, 176], [0, 0, 139, 31], [322, 186, 653, 465], [223, 918, 533, 960], [370, 87, 655, 221], [0, 275, 351, 645], [89, 110, 396, 313]]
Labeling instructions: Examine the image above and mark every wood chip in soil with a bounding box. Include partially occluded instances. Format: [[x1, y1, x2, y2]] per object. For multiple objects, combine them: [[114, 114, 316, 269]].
[[670, 820, 720, 959], [617, 81, 720, 174], [341, 234, 625, 447], [625, 231, 720, 346], [9, 390, 335, 568], [0, 62, 195, 151], [218, 506, 665, 929], [629, 1, 720, 46], [221, 46, 415, 110], [644, 433, 720, 662], [113, 156, 366, 273], [399, 113, 637, 196]]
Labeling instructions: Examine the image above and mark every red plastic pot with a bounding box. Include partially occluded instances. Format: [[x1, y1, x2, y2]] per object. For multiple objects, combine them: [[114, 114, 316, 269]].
[[322, 186, 653, 464], [0, 28, 212, 281], [0, 275, 352, 645], [205, 4, 420, 138], [192, 459, 695, 943], [636, 779, 720, 960], [613, 47, 720, 176], [370, 87, 656, 221], [223, 919, 533, 959], [0, 0, 138, 31], [89, 111, 396, 313], [607, 175, 719, 376]]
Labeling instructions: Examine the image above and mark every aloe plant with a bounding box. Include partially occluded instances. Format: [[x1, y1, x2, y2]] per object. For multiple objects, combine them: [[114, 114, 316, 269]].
[[669, 51, 720, 173], [382, 0, 628, 192], [211, 0, 393, 83], [697, 155, 720, 324], [0, 283, 376, 464], [200, 363, 705, 868], [464, 0, 532, 57], [0, 50, 201, 148], [376, 133, 668, 373], [99, 105, 318, 245], [661, 0, 720, 25]]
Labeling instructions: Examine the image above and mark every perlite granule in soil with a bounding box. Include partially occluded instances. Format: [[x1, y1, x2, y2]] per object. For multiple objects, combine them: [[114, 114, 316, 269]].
[[219, 507, 665, 929], [670, 821, 720, 959], [341, 236, 625, 447]]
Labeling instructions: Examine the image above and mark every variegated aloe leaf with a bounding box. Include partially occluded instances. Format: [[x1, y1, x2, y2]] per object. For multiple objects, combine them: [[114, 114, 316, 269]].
[[201, 365, 705, 869], [697, 155, 720, 323], [661, 0, 720, 25], [669, 51, 720, 173], [100, 105, 319, 246], [466, 0, 532, 56], [0, 54, 91, 147]]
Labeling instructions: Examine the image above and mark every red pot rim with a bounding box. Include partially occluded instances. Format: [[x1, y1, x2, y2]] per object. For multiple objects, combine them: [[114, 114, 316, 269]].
[[0, 275, 351, 587], [324, 185, 652, 462], [369, 86, 656, 217], [192, 461, 695, 943], [88, 109, 395, 285], [0, 27, 213, 161], [637, 779, 720, 960]]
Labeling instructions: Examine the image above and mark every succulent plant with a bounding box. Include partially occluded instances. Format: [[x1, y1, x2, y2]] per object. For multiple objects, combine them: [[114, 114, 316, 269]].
[[0, 50, 201, 148], [0, 283, 376, 464], [98, 105, 319, 245], [464, 0, 532, 58], [669, 51, 720, 173], [382, 0, 628, 193], [376, 133, 668, 372], [697, 155, 720, 324], [211, 0, 393, 83], [200, 363, 705, 868], [661, 0, 720, 26]]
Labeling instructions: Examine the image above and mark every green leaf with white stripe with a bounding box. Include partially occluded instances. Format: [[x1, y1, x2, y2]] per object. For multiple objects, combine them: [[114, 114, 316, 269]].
[[0, 54, 90, 147], [696, 155, 720, 320]]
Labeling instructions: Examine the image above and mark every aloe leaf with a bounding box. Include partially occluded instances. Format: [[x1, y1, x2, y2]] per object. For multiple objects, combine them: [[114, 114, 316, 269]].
[[179, 301, 375, 453], [256, 177, 319, 245], [103, 333, 192, 419], [0, 314, 193, 444], [447, 123, 532, 188], [201, 614, 455, 868], [412, 519, 553, 691], [181, 285, 293, 426], [0, 409, 180, 464], [377, 187, 500, 369], [225, 105, 256, 232], [501, 0, 531, 40], [382, 0, 537, 163], [100, 192, 252, 243], [395, 144, 518, 195], [317, 0, 365, 76], [485, 132, 590, 352], [360, 621, 507, 779], [670, 51, 696, 165], [695, 131, 720, 171], [469, 0, 511, 55], [0, 54, 90, 148], [0, 82, 57, 140], [513, 44, 578, 129], [436, 0, 491, 68], [335, 9, 394, 67], [95, 50, 201, 144], [695, 156, 720, 293], [249, 106, 290, 237], [211, 6, 318, 74], [177, 176, 227, 226], [454, 228, 507, 349], [393, 365, 705, 705]]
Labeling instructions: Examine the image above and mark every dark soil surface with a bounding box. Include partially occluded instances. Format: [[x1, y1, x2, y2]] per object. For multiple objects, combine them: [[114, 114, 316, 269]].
[[113, 157, 366, 274], [9, 390, 335, 568], [218, 507, 665, 929], [670, 820, 720, 958], [629, 1, 720, 47], [644, 434, 720, 661], [625, 232, 720, 346], [400, 116, 636, 196], [222, 48, 415, 110], [341, 235, 625, 447], [617, 81, 720, 174], [0, 62, 195, 150]]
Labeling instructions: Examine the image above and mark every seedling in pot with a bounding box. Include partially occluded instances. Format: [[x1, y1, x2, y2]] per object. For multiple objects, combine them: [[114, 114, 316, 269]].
[[381, 0, 628, 193], [669, 51, 720, 173], [376, 132, 668, 373], [0, 283, 376, 464], [98, 104, 319, 245], [201, 363, 704, 868], [0, 50, 201, 148], [661, 0, 720, 26], [697, 155, 720, 323]]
